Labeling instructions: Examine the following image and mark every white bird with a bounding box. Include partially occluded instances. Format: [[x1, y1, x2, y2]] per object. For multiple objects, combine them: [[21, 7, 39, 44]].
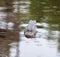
[[24, 20, 37, 38]]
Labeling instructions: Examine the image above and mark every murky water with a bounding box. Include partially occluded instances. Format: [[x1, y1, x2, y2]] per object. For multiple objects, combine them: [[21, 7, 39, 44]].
[[0, 0, 60, 57]]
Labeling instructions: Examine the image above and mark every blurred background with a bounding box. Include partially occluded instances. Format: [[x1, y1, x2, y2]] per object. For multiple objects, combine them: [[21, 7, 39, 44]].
[[0, 0, 60, 57]]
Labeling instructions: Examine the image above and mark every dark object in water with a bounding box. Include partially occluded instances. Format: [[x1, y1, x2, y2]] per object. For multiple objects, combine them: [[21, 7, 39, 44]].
[[24, 30, 37, 38], [0, 29, 7, 38], [24, 20, 37, 38]]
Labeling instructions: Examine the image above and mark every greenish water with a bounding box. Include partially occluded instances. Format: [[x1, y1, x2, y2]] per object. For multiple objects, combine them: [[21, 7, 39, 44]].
[[18, 0, 60, 30]]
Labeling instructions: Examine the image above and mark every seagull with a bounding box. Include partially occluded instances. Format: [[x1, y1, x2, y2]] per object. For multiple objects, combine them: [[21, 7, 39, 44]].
[[24, 20, 37, 38]]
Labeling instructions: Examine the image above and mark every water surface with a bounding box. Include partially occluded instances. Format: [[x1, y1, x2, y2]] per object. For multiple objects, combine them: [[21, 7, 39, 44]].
[[0, 0, 60, 57]]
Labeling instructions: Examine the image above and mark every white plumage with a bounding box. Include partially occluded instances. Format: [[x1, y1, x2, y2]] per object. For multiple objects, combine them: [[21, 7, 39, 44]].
[[24, 20, 37, 38]]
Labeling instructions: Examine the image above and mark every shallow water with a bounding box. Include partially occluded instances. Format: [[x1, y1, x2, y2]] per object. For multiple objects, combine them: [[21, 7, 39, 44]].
[[8, 24, 60, 57], [19, 23, 60, 57], [0, 0, 60, 57]]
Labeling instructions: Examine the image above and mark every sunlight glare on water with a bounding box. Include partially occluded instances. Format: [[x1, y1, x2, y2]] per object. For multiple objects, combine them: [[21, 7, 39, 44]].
[[18, 23, 60, 57], [19, 27, 59, 57]]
